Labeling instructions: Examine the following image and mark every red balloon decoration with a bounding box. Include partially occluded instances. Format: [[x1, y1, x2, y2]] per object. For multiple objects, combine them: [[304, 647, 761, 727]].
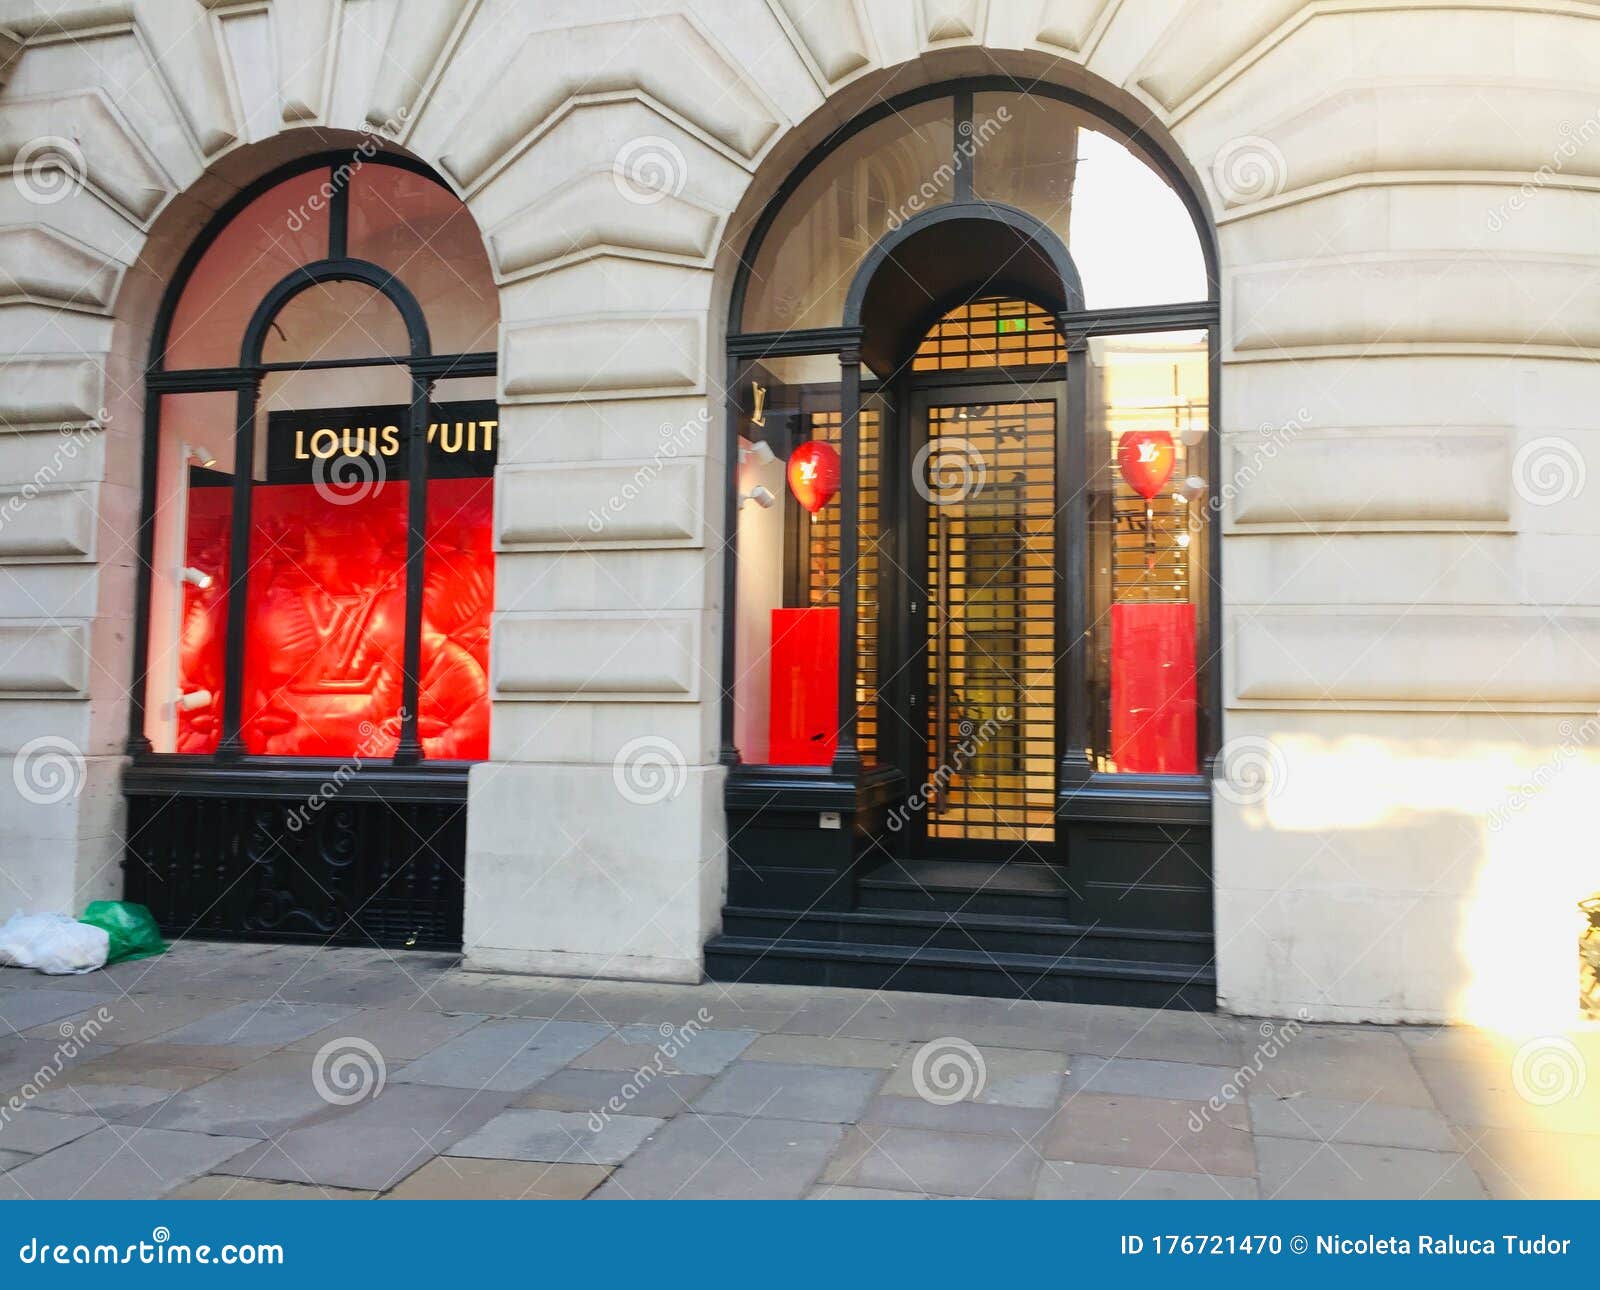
[[1118, 429, 1176, 500], [787, 440, 841, 514]]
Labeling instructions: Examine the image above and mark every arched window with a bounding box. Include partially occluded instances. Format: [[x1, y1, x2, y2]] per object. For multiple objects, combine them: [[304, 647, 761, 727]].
[[121, 151, 498, 951], [131, 153, 498, 766], [720, 81, 1218, 881]]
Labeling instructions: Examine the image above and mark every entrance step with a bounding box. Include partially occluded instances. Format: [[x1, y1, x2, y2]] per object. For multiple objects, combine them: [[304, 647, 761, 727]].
[[704, 906, 1215, 1011], [856, 857, 1073, 919]]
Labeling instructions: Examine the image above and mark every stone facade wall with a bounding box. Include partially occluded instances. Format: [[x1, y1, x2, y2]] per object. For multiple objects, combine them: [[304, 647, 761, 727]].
[[0, 0, 1595, 1022]]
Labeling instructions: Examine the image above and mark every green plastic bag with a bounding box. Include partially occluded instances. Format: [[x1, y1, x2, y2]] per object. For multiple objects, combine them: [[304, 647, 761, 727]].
[[79, 901, 168, 965]]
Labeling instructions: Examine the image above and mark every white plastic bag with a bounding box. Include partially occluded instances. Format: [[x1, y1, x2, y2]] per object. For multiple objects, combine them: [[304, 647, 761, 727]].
[[0, 912, 109, 975]]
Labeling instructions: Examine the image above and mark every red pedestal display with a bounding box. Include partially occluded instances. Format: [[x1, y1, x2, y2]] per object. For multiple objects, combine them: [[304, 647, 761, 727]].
[[768, 606, 839, 765], [177, 476, 494, 760], [1110, 601, 1197, 774]]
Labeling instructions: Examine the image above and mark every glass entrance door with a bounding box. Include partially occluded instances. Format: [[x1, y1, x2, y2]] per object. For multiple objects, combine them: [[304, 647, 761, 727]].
[[909, 388, 1061, 856]]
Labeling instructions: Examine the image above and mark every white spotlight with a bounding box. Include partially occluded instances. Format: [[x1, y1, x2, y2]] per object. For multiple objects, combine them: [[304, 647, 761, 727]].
[[739, 485, 776, 510], [180, 566, 212, 589]]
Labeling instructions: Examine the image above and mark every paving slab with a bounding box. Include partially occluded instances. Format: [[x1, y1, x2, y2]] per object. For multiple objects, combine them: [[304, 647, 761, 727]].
[[1042, 1091, 1254, 1176], [169, 1176, 376, 1200], [809, 1184, 931, 1199], [0, 1037, 100, 1094], [1415, 1055, 1600, 1135], [1065, 1055, 1240, 1103], [393, 1019, 607, 1092], [860, 1094, 1053, 1139], [1078, 1012, 1247, 1066], [446, 1108, 663, 1166], [823, 1124, 1038, 1199], [516, 1067, 709, 1118], [0, 1125, 260, 1200], [0, 1107, 102, 1154], [882, 1044, 1066, 1108], [1255, 1134, 1486, 1200], [1250, 1029, 1436, 1108], [158, 1001, 357, 1048], [1453, 1125, 1600, 1199], [0, 1149, 26, 1171], [0, 987, 124, 1037], [30, 1084, 180, 1120], [56, 1047, 230, 1094], [1036, 1161, 1259, 1200], [386, 1158, 611, 1199], [22, 995, 236, 1047], [742, 1034, 905, 1068], [138, 1052, 337, 1137], [288, 1008, 487, 1061], [568, 1024, 757, 1076], [694, 1062, 883, 1123], [1249, 1093, 1455, 1152], [593, 1113, 842, 1199], [217, 1083, 513, 1191]]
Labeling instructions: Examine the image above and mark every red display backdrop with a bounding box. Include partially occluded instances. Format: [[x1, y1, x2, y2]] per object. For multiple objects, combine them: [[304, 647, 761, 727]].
[[1109, 601, 1197, 774], [177, 477, 493, 759], [768, 606, 838, 765]]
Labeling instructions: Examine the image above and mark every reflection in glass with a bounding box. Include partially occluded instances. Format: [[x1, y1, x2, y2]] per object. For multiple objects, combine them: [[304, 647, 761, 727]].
[[146, 391, 238, 753], [742, 99, 955, 333], [166, 171, 331, 368], [348, 165, 498, 354], [973, 94, 1207, 309], [261, 281, 412, 364]]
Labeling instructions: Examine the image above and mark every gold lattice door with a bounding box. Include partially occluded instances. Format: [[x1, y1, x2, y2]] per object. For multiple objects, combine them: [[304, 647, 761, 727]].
[[920, 396, 1058, 847]]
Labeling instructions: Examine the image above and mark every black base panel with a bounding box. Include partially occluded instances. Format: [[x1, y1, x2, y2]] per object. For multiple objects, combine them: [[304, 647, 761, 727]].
[[124, 791, 466, 951]]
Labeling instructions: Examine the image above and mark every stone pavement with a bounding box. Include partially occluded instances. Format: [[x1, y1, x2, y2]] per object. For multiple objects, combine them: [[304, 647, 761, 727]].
[[1, 943, 1597, 1200]]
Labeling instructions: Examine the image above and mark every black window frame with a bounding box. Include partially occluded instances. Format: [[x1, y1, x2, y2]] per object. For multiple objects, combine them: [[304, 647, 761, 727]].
[[719, 79, 1223, 808]]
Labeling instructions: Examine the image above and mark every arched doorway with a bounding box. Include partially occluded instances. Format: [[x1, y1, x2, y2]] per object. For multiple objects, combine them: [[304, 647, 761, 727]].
[[708, 82, 1219, 1008], [122, 150, 498, 949]]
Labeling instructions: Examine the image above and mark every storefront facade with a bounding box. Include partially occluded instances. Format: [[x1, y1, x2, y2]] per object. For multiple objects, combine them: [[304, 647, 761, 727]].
[[0, 1, 1594, 1025]]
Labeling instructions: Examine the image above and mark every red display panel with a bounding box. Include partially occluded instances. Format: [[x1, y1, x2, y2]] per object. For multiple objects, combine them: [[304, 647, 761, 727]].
[[1110, 601, 1197, 774], [176, 477, 493, 760], [769, 606, 838, 765]]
